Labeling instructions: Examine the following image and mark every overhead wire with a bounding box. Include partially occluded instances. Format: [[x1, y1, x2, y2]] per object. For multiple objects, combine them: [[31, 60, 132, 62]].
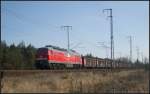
[[2, 7, 60, 32], [2, 7, 109, 57]]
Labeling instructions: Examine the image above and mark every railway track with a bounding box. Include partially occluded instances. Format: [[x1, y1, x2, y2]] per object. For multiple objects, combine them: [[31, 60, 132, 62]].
[[0, 68, 134, 73], [0, 69, 107, 73], [0, 68, 137, 77]]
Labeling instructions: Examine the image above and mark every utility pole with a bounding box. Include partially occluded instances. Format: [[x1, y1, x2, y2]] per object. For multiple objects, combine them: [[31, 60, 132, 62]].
[[103, 8, 114, 67], [61, 26, 72, 56], [127, 36, 132, 63], [141, 52, 144, 63], [136, 46, 140, 62]]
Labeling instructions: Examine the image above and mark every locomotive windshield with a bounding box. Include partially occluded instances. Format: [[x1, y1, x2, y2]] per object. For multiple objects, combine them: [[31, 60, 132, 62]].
[[37, 48, 48, 55]]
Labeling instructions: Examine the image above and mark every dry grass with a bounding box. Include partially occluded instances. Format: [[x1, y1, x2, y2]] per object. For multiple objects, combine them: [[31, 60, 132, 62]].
[[1, 69, 149, 93]]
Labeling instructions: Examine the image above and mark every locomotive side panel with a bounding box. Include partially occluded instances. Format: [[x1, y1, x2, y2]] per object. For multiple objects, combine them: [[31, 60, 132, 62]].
[[35, 47, 82, 69]]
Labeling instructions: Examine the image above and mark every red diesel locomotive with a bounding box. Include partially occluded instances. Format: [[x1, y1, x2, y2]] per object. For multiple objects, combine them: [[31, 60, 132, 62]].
[[35, 45, 132, 69], [35, 45, 82, 69]]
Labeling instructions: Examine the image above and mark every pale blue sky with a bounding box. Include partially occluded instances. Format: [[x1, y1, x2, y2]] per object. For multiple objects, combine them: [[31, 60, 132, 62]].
[[1, 1, 149, 61]]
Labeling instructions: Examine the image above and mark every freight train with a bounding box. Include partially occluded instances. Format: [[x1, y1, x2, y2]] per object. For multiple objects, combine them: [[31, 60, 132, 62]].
[[35, 45, 132, 69]]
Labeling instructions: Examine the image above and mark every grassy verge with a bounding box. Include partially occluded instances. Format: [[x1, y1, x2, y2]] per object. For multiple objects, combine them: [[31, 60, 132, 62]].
[[1, 69, 149, 93]]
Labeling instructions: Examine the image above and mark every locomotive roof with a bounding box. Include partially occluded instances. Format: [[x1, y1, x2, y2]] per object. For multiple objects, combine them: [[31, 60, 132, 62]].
[[45, 45, 75, 51], [39, 45, 80, 55], [45, 45, 68, 51]]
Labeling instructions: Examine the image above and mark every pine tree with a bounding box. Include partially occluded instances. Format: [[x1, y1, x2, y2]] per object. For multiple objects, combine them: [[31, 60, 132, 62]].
[[26, 44, 36, 69], [0, 41, 7, 69]]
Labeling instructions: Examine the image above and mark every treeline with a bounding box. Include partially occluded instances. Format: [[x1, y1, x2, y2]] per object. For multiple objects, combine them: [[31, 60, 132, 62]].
[[0, 40, 36, 70], [0, 41, 149, 70]]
